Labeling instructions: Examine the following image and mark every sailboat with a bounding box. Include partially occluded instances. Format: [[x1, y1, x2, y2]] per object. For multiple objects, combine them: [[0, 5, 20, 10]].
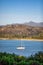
[[16, 39, 25, 50]]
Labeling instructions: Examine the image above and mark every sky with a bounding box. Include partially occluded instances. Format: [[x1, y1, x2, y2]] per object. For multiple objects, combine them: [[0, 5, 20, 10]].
[[0, 0, 43, 25]]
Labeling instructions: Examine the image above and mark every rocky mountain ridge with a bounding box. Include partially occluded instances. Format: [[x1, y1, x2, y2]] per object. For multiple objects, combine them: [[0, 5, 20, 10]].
[[0, 24, 43, 39]]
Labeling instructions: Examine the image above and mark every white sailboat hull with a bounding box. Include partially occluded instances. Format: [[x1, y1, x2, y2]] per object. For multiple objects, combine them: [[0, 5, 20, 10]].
[[16, 46, 25, 50]]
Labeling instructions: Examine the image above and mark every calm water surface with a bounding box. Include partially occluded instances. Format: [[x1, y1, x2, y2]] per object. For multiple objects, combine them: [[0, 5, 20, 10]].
[[0, 40, 43, 57]]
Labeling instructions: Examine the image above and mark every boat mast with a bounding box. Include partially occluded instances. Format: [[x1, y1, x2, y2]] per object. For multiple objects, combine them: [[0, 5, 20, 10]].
[[21, 38, 22, 47]]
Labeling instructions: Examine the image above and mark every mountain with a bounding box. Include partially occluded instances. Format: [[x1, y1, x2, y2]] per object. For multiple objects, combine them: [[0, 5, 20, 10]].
[[24, 21, 43, 27], [0, 24, 43, 39]]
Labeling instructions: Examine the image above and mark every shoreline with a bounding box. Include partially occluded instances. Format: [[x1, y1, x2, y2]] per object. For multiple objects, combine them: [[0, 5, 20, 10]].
[[0, 38, 43, 41]]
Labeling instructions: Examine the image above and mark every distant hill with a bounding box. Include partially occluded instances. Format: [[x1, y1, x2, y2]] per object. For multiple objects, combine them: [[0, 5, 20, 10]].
[[0, 24, 43, 39], [24, 21, 43, 27]]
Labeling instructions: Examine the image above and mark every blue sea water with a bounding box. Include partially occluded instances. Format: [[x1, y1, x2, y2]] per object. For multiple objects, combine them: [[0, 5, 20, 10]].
[[0, 40, 43, 57]]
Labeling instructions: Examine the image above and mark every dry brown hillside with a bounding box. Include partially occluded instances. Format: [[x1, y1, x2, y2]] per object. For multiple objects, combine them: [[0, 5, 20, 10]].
[[0, 24, 43, 39]]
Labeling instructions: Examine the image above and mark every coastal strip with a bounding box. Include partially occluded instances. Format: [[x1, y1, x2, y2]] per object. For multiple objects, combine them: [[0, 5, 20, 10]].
[[0, 38, 43, 41]]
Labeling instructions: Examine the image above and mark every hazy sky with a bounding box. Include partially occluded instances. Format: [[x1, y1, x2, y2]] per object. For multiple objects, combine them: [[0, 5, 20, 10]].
[[0, 0, 43, 25]]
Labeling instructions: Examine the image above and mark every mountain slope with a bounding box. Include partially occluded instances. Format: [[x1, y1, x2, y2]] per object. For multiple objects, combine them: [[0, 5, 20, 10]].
[[0, 24, 43, 39], [24, 21, 43, 27]]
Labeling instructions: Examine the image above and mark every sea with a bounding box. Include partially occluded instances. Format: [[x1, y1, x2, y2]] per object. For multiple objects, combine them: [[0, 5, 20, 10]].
[[0, 40, 43, 57]]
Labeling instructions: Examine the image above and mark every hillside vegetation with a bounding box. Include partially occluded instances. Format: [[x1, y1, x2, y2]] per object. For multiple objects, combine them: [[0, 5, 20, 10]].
[[0, 24, 43, 39]]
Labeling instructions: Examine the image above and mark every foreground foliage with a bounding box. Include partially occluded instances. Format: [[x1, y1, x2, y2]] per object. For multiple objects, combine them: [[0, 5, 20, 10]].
[[0, 52, 43, 65]]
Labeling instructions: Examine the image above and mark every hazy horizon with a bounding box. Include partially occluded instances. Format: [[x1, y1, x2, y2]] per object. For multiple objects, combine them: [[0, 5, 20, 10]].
[[0, 0, 43, 25]]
